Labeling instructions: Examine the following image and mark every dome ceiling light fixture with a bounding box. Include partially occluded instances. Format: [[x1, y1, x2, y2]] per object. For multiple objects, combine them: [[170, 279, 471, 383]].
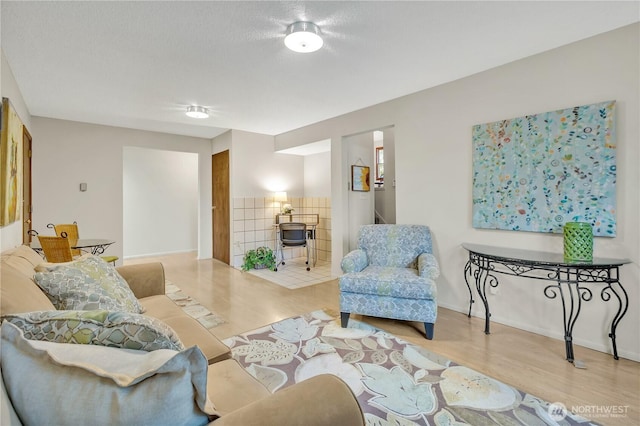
[[186, 105, 209, 119], [284, 21, 323, 53]]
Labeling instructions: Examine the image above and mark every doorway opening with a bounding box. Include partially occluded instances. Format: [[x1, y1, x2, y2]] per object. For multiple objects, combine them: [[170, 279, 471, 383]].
[[123, 147, 198, 258], [241, 139, 335, 286], [343, 126, 396, 251]]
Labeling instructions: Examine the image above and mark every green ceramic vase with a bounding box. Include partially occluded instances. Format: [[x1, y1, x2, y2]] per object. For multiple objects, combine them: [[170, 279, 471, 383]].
[[563, 222, 593, 262]]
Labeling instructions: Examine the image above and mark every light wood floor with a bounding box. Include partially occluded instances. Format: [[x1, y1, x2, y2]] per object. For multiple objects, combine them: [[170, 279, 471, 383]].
[[125, 252, 639, 425]]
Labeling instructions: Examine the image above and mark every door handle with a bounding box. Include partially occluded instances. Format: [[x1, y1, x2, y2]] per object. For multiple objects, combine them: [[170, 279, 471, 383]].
[[212, 206, 216, 210]]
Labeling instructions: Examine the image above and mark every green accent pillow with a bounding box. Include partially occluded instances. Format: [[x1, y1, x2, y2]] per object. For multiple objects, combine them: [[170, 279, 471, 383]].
[[2, 310, 184, 352], [33, 255, 145, 313]]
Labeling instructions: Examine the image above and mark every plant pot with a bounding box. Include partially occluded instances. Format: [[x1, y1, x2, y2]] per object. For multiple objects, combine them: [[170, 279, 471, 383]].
[[253, 264, 268, 270]]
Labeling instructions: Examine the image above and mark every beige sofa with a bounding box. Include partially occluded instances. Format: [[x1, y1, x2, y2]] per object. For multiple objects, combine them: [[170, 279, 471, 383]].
[[0, 245, 364, 425]]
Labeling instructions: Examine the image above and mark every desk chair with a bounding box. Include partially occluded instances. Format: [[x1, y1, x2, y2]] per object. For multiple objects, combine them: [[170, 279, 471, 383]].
[[276, 222, 310, 271], [37, 235, 74, 263], [47, 222, 118, 265]]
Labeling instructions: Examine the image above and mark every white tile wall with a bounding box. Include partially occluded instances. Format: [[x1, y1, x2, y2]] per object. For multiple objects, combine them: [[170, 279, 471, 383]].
[[232, 196, 332, 269]]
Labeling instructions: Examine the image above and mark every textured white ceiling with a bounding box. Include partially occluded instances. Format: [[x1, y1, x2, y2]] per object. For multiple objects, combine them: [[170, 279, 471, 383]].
[[1, 1, 638, 139]]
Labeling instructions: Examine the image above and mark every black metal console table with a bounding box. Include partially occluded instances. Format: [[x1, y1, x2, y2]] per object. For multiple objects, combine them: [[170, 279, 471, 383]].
[[462, 243, 631, 363]]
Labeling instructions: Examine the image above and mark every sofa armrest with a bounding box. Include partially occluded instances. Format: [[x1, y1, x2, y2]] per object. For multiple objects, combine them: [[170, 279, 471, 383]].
[[340, 249, 368, 273], [211, 374, 364, 426], [418, 253, 440, 280], [116, 263, 165, 298]]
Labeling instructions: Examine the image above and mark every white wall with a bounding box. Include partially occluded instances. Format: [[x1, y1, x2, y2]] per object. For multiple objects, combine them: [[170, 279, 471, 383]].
[[228, 130, 303, 198], [304, 151, 331, 198], [123, 147, 198, 257], [374, 127, 396, 224], [274, 24, 640, 361], [0, 50, 32, 250], [345, 132, 375, 251], [30, 118, 213, 263], [212, 130, 231, 156]]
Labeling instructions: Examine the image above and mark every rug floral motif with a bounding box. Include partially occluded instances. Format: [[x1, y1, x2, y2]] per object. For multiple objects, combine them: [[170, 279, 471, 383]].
[[223, 310, 596, 426], [165, 281, 226, 329]]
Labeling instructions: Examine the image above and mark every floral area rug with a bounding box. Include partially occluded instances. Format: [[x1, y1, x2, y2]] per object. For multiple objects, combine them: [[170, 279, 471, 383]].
[[165, 281, 226, 329], [223, 310, 596, 425]]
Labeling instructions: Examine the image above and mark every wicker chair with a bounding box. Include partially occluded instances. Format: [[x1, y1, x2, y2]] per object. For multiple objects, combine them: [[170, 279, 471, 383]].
[[48, 222, 81, 256], [47, 222, 119, 265], [37, 235, 74, 263]]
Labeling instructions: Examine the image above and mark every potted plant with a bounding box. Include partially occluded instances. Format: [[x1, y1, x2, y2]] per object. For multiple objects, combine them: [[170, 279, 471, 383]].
[[281, 203, 294, 214], [241, 246, 276, 271]]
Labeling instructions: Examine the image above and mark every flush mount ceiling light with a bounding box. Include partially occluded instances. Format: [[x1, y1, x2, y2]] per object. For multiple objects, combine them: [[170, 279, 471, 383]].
[[186, 105, 209, 119], [284, 21, 323, 53]]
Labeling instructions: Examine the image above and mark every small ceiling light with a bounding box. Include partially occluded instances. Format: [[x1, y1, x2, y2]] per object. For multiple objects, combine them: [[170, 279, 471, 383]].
[[284, 21, 323, 53], [186, 106, 209, 119]]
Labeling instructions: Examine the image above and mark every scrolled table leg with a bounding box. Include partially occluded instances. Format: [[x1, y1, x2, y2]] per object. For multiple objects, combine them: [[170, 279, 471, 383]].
[[474, 258, 498, 335], [544, 277, 592, 363], [601, 276, 628, 360], [463, 259, 475, 317]]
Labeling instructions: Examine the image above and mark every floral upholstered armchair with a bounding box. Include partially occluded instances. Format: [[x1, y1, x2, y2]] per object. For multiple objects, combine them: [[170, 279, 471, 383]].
[[339, 224, 440, 339]]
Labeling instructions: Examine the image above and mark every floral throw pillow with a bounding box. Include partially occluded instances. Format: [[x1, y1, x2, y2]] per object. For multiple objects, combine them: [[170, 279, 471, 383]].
[[2, 310, 184, 352], [34, 255, 144, 313]]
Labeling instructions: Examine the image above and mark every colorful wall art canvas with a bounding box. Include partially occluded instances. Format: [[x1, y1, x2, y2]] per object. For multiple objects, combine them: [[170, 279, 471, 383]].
[[351, 165, 370, 192], [472, 100, 616, 237], [0, 98, 24, 227]]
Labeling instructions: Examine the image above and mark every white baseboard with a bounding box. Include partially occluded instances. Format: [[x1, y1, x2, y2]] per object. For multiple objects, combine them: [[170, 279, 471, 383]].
[[437, 301, 639, 362], [123, 249, 196, 259]]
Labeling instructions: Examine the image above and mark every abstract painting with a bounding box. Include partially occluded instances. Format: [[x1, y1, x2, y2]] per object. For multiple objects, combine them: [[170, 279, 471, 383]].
[[472, 100, 616, 236], [0, 98, 24, 227], [351, 165, 370, 192]]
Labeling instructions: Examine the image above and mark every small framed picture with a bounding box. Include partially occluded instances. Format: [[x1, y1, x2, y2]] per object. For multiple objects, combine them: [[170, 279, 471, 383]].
[[351, 165, 370, 192]]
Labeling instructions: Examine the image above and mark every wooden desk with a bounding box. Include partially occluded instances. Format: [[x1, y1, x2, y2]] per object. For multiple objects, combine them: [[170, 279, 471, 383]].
[[275, 213, 319, 226], [463, 243, 631, 363]]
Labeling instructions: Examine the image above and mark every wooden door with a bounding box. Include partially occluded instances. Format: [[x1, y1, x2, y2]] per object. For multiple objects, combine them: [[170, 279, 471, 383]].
[[211, 150, 230, 264], [22, 127, 32, 243]]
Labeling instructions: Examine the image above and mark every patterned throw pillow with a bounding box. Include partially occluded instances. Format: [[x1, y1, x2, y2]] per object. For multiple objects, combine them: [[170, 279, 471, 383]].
[[1, 322, 217, 426], [2, 310, 184, 352], [33, 255, 145, 313]]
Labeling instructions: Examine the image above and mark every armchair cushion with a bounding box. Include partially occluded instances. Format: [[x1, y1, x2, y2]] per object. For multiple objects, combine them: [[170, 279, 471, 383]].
[[340, 266, 437, 300]]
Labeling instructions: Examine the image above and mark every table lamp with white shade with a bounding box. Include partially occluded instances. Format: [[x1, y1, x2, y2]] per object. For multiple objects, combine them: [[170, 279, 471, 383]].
[[274, 192, 289, 213]]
